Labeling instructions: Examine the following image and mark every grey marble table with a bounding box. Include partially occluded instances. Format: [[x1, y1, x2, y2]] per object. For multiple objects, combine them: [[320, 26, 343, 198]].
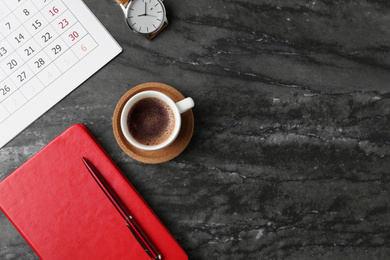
[[1, 0, 390, 259]]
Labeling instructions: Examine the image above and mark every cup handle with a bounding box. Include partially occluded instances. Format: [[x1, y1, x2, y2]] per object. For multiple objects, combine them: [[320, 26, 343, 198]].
[[176, 97, 194, 114]]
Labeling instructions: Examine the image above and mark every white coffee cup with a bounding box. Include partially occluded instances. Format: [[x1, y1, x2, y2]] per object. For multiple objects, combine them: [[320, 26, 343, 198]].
[[120, 91, 194, 151]]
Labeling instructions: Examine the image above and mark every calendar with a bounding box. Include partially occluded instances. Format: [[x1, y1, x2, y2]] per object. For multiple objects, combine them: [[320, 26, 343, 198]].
[[0, 0, 122, 148]]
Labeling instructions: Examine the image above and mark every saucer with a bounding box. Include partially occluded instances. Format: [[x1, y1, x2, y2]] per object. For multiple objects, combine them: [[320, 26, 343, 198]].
[[113, 82, 194, 164]]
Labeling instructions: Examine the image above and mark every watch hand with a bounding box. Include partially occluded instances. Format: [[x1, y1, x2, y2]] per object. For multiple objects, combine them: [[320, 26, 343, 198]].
[[145, 2, 147, 15]]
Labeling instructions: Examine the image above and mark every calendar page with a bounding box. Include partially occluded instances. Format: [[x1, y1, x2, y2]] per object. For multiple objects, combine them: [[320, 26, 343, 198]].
[[0, 0, 122, 148]]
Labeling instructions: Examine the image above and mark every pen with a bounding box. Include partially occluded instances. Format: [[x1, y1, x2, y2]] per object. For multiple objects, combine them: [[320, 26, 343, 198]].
[[82, 157, 162, 260]]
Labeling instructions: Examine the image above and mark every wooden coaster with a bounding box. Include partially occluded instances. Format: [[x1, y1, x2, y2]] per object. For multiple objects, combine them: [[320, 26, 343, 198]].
[[113, 82, 194, 164]]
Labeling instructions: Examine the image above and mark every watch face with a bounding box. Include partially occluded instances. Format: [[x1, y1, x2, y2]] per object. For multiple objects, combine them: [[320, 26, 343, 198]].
[[127, 0, 165, 34]]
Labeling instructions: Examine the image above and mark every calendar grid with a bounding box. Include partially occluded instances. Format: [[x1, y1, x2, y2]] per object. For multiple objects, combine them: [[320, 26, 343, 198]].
[[1, 33, 99, 116], [2, 1, 33, 105], [0, 0, 100, 123], [0, 0, 121, 148]]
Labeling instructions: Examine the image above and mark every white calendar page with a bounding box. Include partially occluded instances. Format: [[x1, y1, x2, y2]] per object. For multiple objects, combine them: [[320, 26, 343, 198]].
[[0, 0, 122, 148]]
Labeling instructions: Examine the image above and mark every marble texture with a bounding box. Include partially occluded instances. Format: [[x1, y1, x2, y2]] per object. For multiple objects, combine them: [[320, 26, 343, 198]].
[[1, 0, 390, 259]]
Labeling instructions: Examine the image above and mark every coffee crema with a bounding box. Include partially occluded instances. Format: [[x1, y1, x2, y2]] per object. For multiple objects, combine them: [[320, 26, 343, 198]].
[[127, 97, 175, 146]]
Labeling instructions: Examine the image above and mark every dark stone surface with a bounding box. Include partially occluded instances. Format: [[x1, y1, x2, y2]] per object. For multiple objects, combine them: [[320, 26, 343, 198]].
[[1, 0, 390, 259]]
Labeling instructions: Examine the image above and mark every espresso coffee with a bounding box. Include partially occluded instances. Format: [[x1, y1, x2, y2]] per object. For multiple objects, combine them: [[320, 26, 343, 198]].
[[127, 97, 175, 146]]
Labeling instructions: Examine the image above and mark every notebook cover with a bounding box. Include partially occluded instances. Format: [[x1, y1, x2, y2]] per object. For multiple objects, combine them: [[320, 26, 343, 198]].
[[0, 124, 188, 260]]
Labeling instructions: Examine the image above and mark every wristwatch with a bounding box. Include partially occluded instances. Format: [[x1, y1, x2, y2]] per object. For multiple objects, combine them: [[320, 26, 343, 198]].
[[114, 0, 168, 40]]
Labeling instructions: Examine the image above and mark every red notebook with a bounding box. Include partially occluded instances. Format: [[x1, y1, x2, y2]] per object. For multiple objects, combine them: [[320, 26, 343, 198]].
[[0, 124, 188, 260]]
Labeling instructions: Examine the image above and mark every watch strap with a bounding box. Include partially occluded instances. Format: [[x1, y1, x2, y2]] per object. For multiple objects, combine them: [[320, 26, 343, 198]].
[[115, 0, 129, 6], [148, 22, 167, 40]]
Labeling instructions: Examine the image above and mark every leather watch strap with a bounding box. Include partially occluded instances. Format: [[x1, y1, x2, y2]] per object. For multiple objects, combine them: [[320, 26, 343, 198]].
[[115, 0, 129, 5], [148, 22, 167, 39]]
